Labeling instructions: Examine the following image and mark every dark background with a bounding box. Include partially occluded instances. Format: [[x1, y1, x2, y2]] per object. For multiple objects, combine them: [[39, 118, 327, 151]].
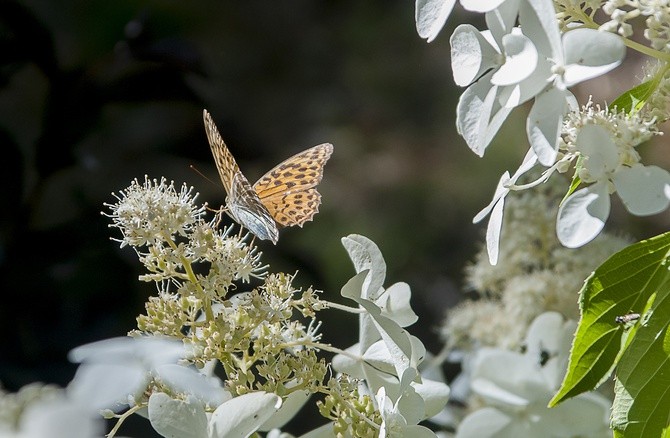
[[1, 1, 667, 435]]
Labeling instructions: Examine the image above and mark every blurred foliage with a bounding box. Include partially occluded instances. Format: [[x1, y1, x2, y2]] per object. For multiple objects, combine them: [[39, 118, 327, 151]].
[[2, 0, 667, 435]]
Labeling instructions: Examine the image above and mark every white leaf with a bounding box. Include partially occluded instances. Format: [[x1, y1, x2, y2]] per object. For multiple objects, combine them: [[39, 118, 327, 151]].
[[556, 183, 610, 248]]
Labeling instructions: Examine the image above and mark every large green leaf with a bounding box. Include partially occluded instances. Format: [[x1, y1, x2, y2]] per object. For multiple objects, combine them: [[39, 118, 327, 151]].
[[550, 232, 670, 408], [611, 280, 670, 437]]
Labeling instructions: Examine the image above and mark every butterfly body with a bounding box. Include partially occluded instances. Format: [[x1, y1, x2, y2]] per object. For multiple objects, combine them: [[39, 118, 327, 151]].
[[203, 109, 333, 244]]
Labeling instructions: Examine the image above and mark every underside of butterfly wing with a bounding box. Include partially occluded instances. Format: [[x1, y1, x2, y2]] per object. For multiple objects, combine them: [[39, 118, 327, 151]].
[[253, 143, 333, 227], [228, 172, 279, 244], [203, 109, 240, 197]]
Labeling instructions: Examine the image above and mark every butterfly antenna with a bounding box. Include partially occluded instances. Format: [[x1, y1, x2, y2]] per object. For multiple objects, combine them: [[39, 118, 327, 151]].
[[189, 164, 220, 188]]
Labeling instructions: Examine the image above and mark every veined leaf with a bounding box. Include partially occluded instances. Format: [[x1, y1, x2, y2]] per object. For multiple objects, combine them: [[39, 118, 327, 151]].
[[550, 232, 670, 407], [611, 279, 670, 437]]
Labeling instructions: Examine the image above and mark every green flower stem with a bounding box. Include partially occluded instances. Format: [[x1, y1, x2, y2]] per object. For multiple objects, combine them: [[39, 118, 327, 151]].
[[161, 231, 214, 321], [291, 341, 358, 359]]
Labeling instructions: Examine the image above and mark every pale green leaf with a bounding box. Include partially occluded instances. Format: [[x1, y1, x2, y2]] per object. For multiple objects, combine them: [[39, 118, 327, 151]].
[[610, 79, 658, 114]]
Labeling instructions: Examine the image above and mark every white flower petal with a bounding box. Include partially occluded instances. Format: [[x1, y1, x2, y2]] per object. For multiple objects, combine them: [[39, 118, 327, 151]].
[[460, 0, 508, 12], [472, 349, 548, 403], [208, 392, 282, 438], [297, 423, 337, 438], [510, 148, 539, 180], [473, 171, 511, 223], [563, 29, 625, 86], [156, 364, 230, 407], [527, 87, 567, 166], [341, 271, 416, 376], [486, 194, 505, 265], [411, 378, 451, 418], [341, 234, 387, 300], [522, 0, 563, 59], [68, 363, 148, 411], [537, 392, 611, 436], [20, 394, 104, 438], [613, 165, 670, 215], [491, 33, 538, 86], [576, 124, 618, 179], [485, 0, 521, 41], [396, 386, 427, 425], [378, 282, 418, 327], [456, 75, 513, 156], [556, 183, 611, 248], [363, 340, 398, 375], [259, 389, 311, 431], [331, 343, 364, 376], [415, 0, 457, 43], [148, 393, 208, 438], [455, 407, 513, 438], [68, 336, 185, 367], [471, 378, 530, 407], [451, 25, 501, 87]]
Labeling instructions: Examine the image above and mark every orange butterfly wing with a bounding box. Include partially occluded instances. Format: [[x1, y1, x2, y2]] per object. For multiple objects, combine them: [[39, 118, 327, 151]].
[[252, 143, 333, 227]]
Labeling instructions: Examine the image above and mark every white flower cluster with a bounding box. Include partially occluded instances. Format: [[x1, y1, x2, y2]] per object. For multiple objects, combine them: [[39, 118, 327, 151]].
[[453, 313, 612, 437], [601, 0, 670, 49], [434, 182, 628, 437], [104, 176, 266, 285], [2, 177, 450, 438], [416, 0, 670, 263], [444, 182, 629, 350]]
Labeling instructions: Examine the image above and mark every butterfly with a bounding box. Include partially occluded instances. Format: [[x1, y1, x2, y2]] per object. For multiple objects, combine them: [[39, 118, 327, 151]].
[[203, 109, 333, 244]]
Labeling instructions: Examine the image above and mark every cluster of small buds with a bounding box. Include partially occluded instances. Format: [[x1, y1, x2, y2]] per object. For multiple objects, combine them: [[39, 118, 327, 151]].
[[554, 1, 610, 31], [600, 0, 670, 48], [644, 62, 670, 121], [318, 376, 382, 438], [107, 177, 328, 407]]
